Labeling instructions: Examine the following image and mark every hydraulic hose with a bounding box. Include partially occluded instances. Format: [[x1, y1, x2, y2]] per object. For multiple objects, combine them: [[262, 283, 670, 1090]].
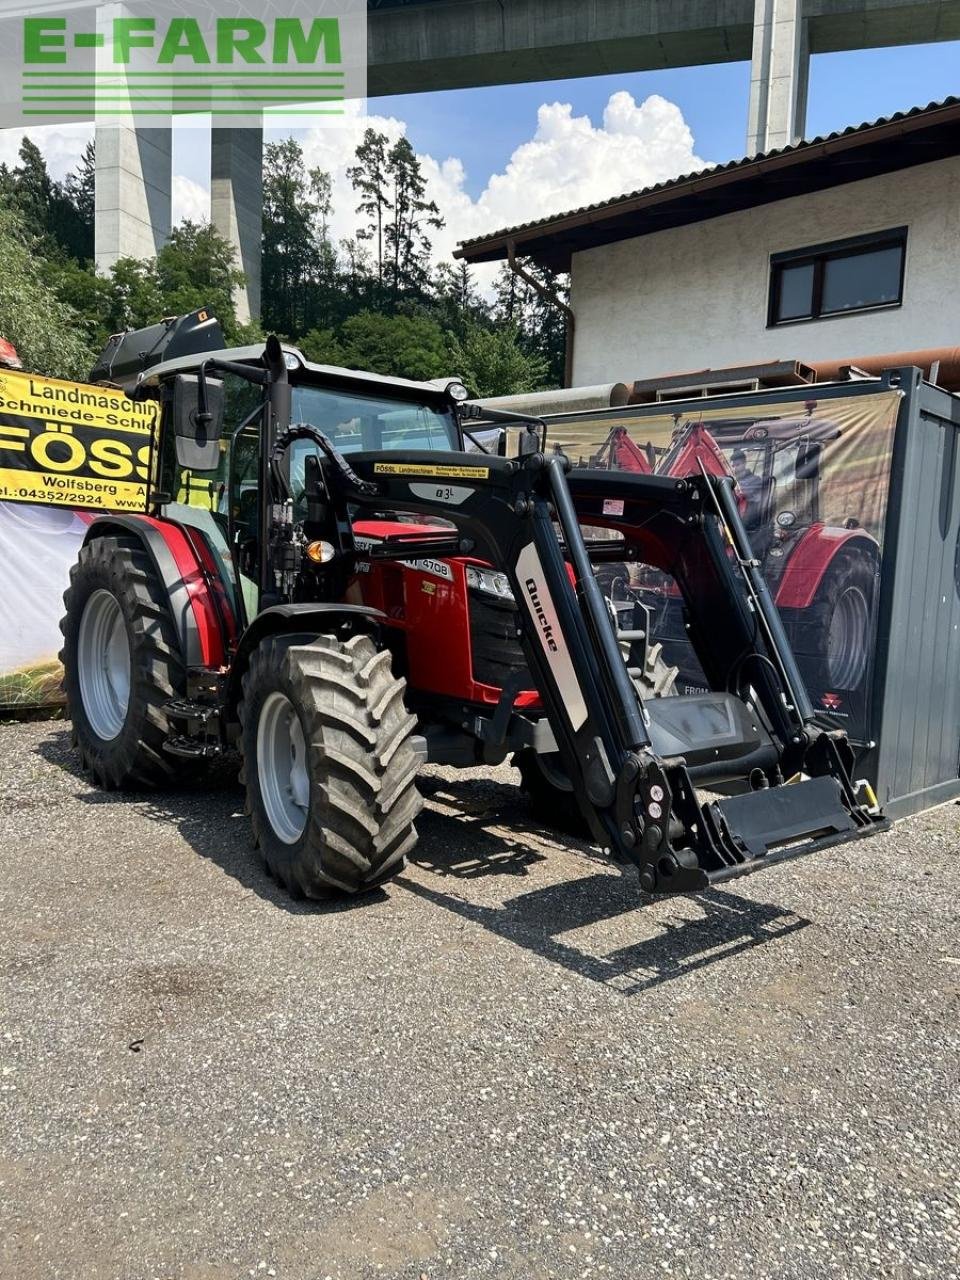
[[270, 424, 379, 498]]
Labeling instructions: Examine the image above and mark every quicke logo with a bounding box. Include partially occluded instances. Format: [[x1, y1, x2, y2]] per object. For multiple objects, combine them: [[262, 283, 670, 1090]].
[[525, 577, 558, 652]]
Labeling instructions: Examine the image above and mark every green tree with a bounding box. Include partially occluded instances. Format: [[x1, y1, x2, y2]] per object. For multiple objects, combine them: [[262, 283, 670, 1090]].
[[10, 138, 54, 232], [99, 257, 164, 334], [492, 262, 568, 387], [452, 323, 549, 398], [347, 129, 391, 289], [433, 261, 484, 338], [333, 311, 455, 382], [58, 139, 96, 261], [263, 139, 320, 336], [385, 136, 442, 300], [4, 137, 92, 265], [156, 221, 245, 339], [0, 204, 92, 378], [299, 326, 346, 367]]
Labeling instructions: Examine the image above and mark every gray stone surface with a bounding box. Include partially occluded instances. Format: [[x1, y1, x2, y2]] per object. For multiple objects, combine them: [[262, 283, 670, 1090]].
[[1, 718, 958, 1279]]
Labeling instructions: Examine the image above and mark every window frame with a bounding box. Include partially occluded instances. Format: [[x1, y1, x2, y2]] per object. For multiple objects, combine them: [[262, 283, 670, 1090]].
[[767, 226, 907, 328]]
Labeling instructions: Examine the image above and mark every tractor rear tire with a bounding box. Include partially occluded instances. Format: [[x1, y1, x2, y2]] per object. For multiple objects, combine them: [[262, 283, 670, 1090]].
[[239, 632, 422, 898], [515, 642, 678, 833], [59, 533, 187, 789], [804, 549, 878, 694]]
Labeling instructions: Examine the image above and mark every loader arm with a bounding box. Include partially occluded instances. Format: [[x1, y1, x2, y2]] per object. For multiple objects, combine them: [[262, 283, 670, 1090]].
[[329, 447, 887, 892]]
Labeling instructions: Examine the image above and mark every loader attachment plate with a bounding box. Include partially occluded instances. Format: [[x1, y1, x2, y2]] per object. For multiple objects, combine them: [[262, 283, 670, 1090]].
[[701, 775, 888, 885]]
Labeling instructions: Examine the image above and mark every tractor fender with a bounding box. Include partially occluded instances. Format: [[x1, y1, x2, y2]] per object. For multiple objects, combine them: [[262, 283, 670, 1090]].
[[80, 514, 225, 669], [225, 603, 387, 711], [774, 525, 880, 610]]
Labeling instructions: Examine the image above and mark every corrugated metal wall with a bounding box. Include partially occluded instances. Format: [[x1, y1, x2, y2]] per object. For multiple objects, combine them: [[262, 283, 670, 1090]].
[[874, 372, 960, 816]]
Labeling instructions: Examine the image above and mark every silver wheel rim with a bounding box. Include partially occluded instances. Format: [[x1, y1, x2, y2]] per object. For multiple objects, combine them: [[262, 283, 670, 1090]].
[[257, 692, 310, 844], [77, 589, 131, 741], [827, 585, 870, 689]]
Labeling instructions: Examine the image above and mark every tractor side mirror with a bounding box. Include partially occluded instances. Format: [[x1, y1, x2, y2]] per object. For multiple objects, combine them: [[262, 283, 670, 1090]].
[[171, 373, 224, 471], [795, 440, 821, 481]]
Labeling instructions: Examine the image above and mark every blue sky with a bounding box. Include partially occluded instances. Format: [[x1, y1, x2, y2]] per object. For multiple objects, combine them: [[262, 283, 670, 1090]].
[[374, 41, 960, 199]]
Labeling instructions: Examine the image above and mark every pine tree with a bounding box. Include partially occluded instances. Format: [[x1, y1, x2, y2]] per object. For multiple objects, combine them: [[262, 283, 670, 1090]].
[[434, 260, 483, 338], [58, 139, 96, 261], [347, 129, 391, 289], [262, 139, 325, 337], [10, 138, 55, 239], [385, 136, 442, 300]]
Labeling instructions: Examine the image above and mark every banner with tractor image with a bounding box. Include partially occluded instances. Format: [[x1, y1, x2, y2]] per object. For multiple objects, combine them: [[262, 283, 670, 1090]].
[[0, 369, 156, 709], [546, 389, 903, 744]]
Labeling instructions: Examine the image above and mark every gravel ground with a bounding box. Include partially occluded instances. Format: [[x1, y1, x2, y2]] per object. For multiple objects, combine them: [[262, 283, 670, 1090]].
[[1, 718, 958, 1280]]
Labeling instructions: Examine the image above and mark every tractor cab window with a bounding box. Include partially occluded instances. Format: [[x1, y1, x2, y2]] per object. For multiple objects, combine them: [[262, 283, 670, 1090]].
[[286, 384, 459, 516], [156, 373, 264, 621]]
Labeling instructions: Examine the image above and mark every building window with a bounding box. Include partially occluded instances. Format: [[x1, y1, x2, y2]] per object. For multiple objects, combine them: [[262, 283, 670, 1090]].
[[768, 228, 906, 326]]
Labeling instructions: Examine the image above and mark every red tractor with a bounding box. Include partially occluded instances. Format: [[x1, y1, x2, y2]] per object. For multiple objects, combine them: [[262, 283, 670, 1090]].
[[590, 409, 880, 700], [59, 313, 885, 901]]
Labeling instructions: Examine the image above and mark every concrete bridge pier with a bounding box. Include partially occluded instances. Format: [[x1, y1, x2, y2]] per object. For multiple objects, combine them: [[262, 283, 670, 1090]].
[[746, 0, 810, 154], [211, 127, 263, 326], [93, 124, 172, 277], [93, 123, 262, 324]]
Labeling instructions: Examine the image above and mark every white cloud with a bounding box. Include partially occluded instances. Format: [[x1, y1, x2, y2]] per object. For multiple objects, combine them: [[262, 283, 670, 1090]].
[[293, 91, 705, 289], [172, 173, 210, 226]]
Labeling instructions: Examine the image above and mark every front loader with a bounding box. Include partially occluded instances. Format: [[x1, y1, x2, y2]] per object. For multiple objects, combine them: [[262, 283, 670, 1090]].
[[60, 315, 887, 900]]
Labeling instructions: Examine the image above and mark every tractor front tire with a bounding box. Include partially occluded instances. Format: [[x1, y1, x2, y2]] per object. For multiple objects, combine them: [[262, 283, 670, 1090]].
[[239, 632, 422, 898], [60, 533, 187, 789]]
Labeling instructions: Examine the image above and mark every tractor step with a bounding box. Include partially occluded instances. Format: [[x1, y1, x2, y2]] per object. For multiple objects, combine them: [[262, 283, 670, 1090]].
[[164, 698, 218, 724], [163, 735, 222, 760]]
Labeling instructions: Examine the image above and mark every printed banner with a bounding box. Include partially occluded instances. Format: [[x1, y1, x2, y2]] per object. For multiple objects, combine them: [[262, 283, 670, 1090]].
[[0, 368, 157, 511], [0, 501, 91, 709], [545, 389, 903, 743]]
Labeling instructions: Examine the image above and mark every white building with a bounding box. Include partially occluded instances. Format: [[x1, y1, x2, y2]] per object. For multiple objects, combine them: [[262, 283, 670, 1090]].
[[457, 99, 960, 388]]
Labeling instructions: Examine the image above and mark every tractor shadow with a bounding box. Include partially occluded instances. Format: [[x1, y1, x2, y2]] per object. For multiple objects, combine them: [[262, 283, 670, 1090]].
[[35, 728, 385, 917], [402, 772, 811, 995], [38, 729, 811, 966]]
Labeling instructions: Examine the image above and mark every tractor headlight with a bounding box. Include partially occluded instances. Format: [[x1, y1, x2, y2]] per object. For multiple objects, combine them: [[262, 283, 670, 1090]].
[[447, 380, 470, 403], [776, 511, 797, 528], [465, 564, 514, 601], [305, 539, 336, 564]]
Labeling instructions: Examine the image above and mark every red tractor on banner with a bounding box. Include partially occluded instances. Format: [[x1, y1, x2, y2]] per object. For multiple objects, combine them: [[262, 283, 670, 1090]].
[[589, 408, 880, 704]]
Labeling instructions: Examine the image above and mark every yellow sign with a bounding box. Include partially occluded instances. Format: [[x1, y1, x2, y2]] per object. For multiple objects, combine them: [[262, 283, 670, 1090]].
[[0, 369, 158, 511], [373, 462, 489, 480]]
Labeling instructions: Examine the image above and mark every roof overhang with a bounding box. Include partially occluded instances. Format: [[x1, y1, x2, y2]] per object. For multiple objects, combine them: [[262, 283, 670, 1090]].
[[455, 99, 960, 271]]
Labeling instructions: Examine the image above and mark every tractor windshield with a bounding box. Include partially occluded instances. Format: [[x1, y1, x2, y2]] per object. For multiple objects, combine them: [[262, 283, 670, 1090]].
[[291, 384, 458, 455], [286, 384, 459, 519]]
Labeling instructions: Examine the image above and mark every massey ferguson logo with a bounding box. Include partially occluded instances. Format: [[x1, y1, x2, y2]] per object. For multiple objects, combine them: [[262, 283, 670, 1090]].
[[524, 578, 558, 652], [821, 692, 843, 710]]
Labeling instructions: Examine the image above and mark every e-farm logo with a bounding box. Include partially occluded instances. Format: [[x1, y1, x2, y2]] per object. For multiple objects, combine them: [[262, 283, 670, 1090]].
[[20, 11, 352, 121]]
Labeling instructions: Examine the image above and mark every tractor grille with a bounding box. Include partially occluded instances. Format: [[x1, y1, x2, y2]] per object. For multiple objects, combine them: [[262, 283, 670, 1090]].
[[468, 593, 529, 689]]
